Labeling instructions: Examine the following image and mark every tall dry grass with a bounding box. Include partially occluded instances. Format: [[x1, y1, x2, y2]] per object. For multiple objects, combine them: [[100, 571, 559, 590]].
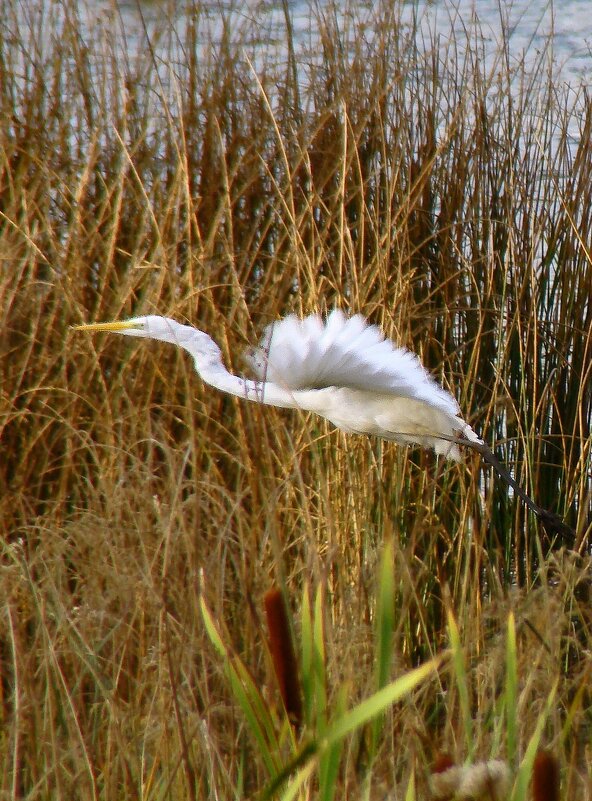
[[1, 0, 591, 797]]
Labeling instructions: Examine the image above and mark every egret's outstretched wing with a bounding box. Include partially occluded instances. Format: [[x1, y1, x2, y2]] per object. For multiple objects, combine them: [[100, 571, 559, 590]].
[[247, 310, 460, 416]]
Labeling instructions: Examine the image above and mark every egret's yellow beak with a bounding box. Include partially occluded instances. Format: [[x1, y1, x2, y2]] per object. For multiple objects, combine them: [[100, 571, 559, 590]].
[[73, 321, 143, 332]]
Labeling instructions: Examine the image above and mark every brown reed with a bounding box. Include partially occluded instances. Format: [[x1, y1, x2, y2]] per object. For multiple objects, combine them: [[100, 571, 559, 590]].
[[1, 0, 590, 797]]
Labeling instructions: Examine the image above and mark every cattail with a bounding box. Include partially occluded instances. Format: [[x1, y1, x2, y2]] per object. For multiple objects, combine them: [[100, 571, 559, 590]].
[[433, 753, 456, 774], [532, 751, 560, 801], [431, 757, 511, 800], [264, 587, 303, 729], [431, 753, 461, 800]]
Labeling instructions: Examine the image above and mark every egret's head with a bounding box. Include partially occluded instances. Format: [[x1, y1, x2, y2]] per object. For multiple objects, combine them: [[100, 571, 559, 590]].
[[75, 316, 191, 344], [74, 315, 222, 367]]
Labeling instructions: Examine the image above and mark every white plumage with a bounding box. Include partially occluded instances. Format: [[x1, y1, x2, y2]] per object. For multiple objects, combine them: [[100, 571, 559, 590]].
[[247, 311, 459, 411], [75, 310, 481, 460], [247, 311, 479, 459]]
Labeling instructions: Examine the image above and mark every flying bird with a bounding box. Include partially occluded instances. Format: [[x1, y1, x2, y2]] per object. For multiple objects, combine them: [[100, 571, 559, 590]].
[[75, 310, 478, 458], [74, 310, 573, 538]]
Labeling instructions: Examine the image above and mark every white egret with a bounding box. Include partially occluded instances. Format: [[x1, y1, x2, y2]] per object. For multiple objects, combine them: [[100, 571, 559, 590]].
[[75, 310, 573, 538]]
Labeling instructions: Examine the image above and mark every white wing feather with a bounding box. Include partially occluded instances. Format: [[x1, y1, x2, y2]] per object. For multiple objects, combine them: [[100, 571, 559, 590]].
[[247, 310, 460, 417]]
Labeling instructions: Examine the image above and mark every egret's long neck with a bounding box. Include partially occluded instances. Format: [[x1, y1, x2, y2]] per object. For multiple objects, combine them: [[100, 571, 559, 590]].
[[182, 339, 300, 410]]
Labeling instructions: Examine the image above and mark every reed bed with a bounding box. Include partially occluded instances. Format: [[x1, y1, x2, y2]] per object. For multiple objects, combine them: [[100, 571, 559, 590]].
[[1, 0, 591, 797]]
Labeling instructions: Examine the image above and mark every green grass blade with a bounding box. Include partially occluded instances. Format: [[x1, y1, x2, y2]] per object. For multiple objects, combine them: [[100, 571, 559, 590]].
[[505, 611, 518, 768], [511, 681, 558, 801], [374, 537, 396, 691], [200, 595, 229, 657], [313, 584, 328, 731], [318, 684, 347, 801], [404, 767, 416, 801], [369, 537, 396, 760], [265, 656, 444, 799], [300, 583, 314, 729], [447, 609, 473, 758], [200, 596, 282, 775], [322, 656, 444, 748], [277, 757, 317, 801]]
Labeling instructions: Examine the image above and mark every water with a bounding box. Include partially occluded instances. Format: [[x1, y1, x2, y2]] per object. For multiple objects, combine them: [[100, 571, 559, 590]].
[[414, 0, 592, 85], [84, 0, 592, 88]]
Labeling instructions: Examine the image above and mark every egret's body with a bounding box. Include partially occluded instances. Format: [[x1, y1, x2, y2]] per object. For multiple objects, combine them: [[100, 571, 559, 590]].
[[76, 310, 480, 459]]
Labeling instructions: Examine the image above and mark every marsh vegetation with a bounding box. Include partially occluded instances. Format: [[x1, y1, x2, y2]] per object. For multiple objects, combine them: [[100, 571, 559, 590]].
[[1, 0, 591, 797]]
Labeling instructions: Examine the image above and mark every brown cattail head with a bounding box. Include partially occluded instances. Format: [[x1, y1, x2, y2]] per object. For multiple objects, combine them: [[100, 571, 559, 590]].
[[532, 751, 560, 801], [264, 587, 303, 729], [433, 753, 456, 774], [430, 753, 460, 801]]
